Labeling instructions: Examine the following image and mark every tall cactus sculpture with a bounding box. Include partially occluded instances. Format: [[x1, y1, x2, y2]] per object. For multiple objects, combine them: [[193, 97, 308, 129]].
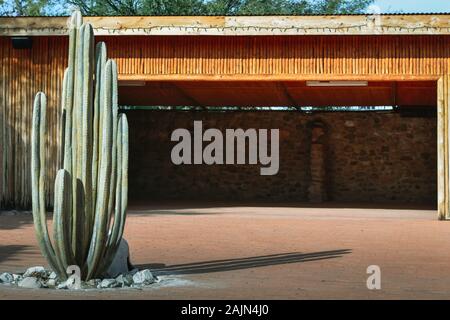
[[31, 11, 129, 281]]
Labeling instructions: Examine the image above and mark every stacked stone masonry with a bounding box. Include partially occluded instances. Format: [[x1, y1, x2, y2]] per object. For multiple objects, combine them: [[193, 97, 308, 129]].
[[126, 110, 437, 205]]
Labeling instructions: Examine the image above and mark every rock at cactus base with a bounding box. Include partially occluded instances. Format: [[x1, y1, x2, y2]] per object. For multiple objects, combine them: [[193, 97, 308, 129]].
[[99, 278, 121, 289], [18, 277, 43, 289], [57, 276, 80, 290], [0, 272, 14, 284], [115, 273, 133, 287], [1, 265, 160, 290], [132, 269, 156, 285], [105, 239, 133, 278], [23, 266, 47, 278]]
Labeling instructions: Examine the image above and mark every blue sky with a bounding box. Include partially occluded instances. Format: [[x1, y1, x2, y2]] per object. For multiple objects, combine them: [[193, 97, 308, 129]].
[[372, 0, 450, 13]]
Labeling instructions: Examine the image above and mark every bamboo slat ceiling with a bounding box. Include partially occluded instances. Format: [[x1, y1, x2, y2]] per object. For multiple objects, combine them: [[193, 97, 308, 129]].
[[119, 81, 437, 107]]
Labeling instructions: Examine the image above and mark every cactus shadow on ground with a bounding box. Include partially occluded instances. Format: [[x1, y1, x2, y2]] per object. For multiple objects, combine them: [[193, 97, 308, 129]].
[[0, 214, 33, 230], [137, 249, 352, 276], [0, 245, 37, 264]]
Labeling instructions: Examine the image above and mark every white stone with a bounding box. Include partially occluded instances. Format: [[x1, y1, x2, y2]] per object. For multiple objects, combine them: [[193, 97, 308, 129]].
[[23, 266, 46, 278], [99, 278, 120, 289], [132, 269, 155, 285], [57, 276, 80, 290], [115, 274, 133, 287], [12, 274, 22, 282], [86, 279, 100, 288], [46, 279, 57, 287], [105, 239, 131, 278], [18, 277, 42, 289], [0, 272, 14, 284]]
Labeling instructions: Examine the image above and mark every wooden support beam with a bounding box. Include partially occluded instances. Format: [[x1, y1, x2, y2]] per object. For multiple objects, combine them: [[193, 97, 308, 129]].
[[438, 75, 449, 220], [119, 74, 442, 82]]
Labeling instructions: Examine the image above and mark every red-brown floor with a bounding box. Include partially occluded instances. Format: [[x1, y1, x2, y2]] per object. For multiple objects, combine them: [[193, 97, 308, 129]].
[[0, 204, 448, 299]]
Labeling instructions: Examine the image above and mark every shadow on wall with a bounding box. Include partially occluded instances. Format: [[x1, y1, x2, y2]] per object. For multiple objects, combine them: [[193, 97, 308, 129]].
[[136, 249, 352, 276]]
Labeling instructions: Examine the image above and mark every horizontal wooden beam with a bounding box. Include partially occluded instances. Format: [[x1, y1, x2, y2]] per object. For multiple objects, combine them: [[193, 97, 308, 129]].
[[119, 74, 442, 82], [1, 15, 450, 36]]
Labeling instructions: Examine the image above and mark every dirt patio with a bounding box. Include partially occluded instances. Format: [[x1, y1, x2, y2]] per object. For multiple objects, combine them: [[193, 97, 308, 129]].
[[0, 203, 448, 300]]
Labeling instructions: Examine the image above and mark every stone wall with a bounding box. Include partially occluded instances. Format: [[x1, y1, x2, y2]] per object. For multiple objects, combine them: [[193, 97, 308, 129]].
[[126, 110, 437, 205]]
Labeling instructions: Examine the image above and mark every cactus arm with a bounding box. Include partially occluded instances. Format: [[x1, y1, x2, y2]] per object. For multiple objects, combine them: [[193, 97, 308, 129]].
[[71, 23, 86, 263], [106, 60, 118, 236], [53, 169, 74, 279], [58, 69, 68, 169], [99, 114, 129, 274], [115, 114, 128, 249], [79, 23, 95, 263], [31, 93, 65, 277], [92, 42, 107, 216], [64, 17, 79, 258], [86, 60, 114, 279], [70, 10, 82, 29], [63, 9, 80, 173], [62, 13, 79, 173]]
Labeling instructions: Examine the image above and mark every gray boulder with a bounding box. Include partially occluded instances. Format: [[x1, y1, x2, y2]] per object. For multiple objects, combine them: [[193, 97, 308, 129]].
[[12, 274, 22, 282], [132, 269, 155, 285], [0, 272, 14, 284], [57, 276, 81, 290], [86, 279, 101, 288], [99, 278, 121, 289], [18, 277, 42, 289], [115, 274, 133, 287], [23, 266, 46, 278], [105, 239, 132, 278], [46, 279, 57, 287]]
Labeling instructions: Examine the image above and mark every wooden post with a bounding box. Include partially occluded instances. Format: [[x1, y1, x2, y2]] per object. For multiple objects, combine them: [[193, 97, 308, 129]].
[[438, 75, 450, 220]]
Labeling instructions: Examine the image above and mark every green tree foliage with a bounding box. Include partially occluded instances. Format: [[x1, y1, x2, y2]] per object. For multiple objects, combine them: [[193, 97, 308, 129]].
[[311, 0, 374, 14], [0, 0, 52, 15], [71, 0, 141, 15], [141, 0, 208, 15], [66, 0, 375, 16]]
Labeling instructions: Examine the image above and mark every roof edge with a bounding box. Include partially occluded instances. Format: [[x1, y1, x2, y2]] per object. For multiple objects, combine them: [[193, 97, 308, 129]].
[[1, 15, 450, 36]]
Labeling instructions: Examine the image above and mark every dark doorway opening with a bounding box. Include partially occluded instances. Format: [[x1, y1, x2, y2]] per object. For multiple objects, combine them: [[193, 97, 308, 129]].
[[120, 80, 437, 209]]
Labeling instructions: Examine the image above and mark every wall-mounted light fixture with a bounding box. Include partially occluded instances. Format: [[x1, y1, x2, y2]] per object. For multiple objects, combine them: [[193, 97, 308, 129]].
[[118, 81, 146, 87], [11, 37, 33, 49], [306, 81, 368, 87]]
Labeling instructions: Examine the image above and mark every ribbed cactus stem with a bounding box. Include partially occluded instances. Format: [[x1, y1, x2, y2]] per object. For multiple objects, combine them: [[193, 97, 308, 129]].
[[31, 93, 65, 278], [53, 169, 74, 272], [92, 42, 107, 214], [31, 11, 129, 281]]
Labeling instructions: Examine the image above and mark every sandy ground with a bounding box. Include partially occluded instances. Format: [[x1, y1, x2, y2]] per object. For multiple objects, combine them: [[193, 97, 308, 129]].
[[0, 203, 449, 300]]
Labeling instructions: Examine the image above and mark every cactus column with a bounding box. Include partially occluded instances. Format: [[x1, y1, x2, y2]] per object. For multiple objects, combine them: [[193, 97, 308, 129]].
[[31, 11, 129, 280]]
